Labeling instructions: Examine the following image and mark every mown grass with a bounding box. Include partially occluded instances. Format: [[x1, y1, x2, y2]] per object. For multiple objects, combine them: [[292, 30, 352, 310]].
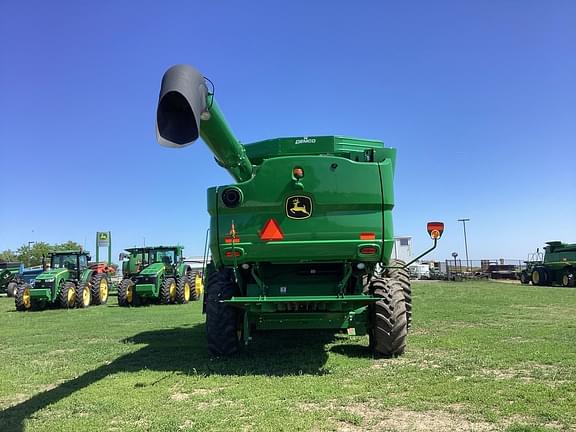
[[0, 281, 575, 431]]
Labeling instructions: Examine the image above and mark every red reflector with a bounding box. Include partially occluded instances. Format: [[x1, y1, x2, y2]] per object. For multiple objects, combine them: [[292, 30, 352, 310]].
[[260, 219, 284, 241], [359, 246, 378, 255], [427, 221, 445, 239], [360, 232, 376, 240], [225, 236, 241, 243], [225, 251, 241, 257], [293, 167, 304, 178]]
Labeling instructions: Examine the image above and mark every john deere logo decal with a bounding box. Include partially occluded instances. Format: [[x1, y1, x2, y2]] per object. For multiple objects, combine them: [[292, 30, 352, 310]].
[[286, 196, 312, 219]]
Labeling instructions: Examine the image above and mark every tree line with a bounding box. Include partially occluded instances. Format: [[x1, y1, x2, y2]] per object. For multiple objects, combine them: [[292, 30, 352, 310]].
[[0, 241, 83, 267]]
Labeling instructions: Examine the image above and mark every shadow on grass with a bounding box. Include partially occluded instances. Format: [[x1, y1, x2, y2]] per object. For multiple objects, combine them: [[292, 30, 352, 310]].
[[0, 324, 335, 431]]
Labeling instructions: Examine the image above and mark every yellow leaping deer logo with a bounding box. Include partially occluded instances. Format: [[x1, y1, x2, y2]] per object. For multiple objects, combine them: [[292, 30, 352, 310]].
[[286, 196, 312, 219]]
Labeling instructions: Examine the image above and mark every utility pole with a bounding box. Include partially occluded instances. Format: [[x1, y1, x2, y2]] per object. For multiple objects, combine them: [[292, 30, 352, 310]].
[[457, 218, 470, 272]]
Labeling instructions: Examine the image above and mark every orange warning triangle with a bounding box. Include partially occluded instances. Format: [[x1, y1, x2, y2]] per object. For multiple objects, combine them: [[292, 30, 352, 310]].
[[260, 219, 284, 241]]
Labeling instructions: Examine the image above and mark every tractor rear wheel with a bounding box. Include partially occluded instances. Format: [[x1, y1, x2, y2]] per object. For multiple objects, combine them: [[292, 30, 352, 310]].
[[175, 275, 192, 304], [118, 278, 137, 307], [369, 277, 408, 357], [160, 277, 177, 304], [520, 271, 531, 284], [386, 259, 412, 329], [15, 283, 32, 311], [205, 267, 241, 356], [90, 273, 110, 305], [561, 270, 575, 288], [532, 268, 548, 286], [6, 281, 18, 297], [76, 282, 91, 308], [59, 281, 77, 309]]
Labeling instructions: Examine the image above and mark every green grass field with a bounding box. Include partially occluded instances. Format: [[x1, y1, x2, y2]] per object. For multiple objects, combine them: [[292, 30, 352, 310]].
[[0, 281, 575, 431]]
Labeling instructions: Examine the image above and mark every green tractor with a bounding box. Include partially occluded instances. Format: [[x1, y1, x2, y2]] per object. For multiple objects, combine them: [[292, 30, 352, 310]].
[[15, 250, 112, 311], [155, 65, 443, 357], [521, 242, 576, 287], [117, 246, 201, 307], [0, 262, 23, 297]]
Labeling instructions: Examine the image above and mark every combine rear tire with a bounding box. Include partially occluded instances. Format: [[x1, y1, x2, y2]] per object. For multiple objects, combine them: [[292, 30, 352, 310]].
[[561, 270, 575, 288], [76, 282, 91, 308], [205, 268, 240, 356], [386, 259, 412, 329], [6, 281, 18, 297], [175, 275, 192, 304], [90, 273, 110, 305], [15, 284, 32, 311], [160, 277, 177, 304], [59, 281, 77, 309], [369, 277, 408, 357]]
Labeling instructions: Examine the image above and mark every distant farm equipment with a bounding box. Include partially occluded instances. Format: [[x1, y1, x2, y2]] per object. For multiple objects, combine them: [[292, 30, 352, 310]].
[[520, 242, 576, 287]]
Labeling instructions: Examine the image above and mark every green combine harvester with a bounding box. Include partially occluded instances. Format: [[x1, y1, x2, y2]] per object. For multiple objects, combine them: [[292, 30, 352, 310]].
[[155, 65, 443, 356], [520, 241, 576, 287], [117, 246, 201, 306], [15, 250, 113, 311]]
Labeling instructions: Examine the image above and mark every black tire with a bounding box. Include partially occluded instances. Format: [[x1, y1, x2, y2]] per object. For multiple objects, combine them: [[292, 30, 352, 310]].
[[75, 282, 91, 308], [520, 271, 531, 285], [159, 277, 176, 304], [6, 281, 18, 297], [15, 283, 32, 311], [90, 273, 110, 305], [117, 278, 137, 307], [369, 277, 408, 357], [59, 281, 77, 309], [386, 259, 412, 329], [205, 267, 241, 356], [532, 268, 548, 286], [561, 270, 575, 288], [175, 275, 191, 304]]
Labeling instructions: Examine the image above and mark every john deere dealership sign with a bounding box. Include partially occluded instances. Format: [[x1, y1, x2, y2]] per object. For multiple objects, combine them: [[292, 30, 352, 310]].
[[97, 232, 110, 248]]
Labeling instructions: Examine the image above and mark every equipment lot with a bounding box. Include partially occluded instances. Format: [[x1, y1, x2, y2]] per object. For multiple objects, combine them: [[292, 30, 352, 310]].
[[0, 281, 574, 432]]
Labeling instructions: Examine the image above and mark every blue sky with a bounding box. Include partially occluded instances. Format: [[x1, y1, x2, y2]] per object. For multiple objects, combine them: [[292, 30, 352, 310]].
[[0, 1, 574, 263]]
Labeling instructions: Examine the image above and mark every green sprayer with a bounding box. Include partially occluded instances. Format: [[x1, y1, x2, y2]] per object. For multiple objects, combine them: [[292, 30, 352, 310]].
[[156, 65, 443, 356]]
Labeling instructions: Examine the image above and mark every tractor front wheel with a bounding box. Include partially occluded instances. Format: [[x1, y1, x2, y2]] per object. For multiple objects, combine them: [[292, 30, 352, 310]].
[[15, 284, 32, 311], [90, 273, 110, 305], [160, 277, 177, 304], [205, 267, 241, 356], [532, 268, 548, 286], [6, 281, 18, 297], [176, 276, 192, 304], [369, 277, 408, 357], [118, 279, 137, 307], [76, 282, 91, 308], [561, 270, 575, 288], [59, 281, 77, 309], [520, 271, 531, 284]]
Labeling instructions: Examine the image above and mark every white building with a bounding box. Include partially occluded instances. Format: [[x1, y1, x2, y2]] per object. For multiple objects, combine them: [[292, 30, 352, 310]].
[[392, 236, 412, 263]]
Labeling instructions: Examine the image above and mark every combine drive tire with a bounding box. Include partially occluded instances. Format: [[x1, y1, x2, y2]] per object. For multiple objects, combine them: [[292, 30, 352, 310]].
[[76, 282, 91, 308], [15, 284, 32, 311], [531, 268, 548, 286], [118, 279, 137, 307], [205, 268, 240, 356], [175, 275, 192, 304], [59, 281, 77, 309], [369, 277, 408, 357], [386, 259, 412, 329], [90, 273, 110, 305], [561, 270, 575, 288], [6, 281, 18, 297], [520, 271, 531, 285], [160, 277, 177, 304]]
